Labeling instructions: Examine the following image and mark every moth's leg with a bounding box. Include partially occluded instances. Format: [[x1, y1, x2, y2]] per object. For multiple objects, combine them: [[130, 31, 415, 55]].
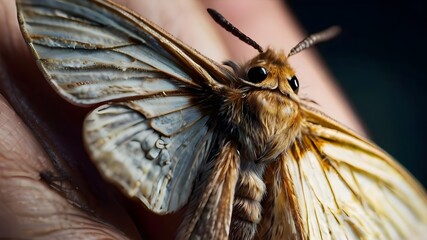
[[178, 141, 240, 239]]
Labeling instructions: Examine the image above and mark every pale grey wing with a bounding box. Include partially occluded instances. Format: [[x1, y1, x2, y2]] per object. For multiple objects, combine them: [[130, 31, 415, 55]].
[[17, 0, 229, 105], [257, 107, 427, 240], [17, 0, 228, 214], [84, 97, 217, 213]]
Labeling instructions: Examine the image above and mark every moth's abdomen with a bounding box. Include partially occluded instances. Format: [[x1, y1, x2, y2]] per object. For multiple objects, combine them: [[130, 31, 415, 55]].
[[230, 167, 266, 240]]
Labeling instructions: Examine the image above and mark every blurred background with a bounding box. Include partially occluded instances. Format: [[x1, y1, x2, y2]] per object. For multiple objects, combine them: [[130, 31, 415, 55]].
[[287, 0, 427, 187]]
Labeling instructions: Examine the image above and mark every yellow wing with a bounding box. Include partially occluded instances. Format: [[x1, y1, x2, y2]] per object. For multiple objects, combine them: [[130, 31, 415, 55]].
[[258, 105, 427, 240]]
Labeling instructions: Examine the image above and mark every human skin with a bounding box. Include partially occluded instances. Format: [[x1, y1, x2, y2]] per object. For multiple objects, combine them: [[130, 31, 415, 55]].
[[0, 0, 363, 239]]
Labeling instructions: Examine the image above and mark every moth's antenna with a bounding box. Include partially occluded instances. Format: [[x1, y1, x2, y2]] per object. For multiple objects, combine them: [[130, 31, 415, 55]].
[[207, 8, 264, 53], [288, 26, 341, 57]]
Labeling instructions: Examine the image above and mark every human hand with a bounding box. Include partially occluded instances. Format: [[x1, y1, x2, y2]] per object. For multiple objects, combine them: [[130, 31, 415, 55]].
[[0, 0, 363, 239]]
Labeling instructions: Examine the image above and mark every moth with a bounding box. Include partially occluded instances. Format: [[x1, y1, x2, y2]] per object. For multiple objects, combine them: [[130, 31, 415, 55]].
[[17, 0, 427, 239]]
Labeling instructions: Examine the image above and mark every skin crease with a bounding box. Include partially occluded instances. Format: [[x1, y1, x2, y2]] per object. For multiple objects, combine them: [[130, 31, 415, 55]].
[[0, 0, 364, 239]]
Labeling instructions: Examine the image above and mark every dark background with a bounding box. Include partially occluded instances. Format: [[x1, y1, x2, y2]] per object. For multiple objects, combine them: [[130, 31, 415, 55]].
[[288, 1, 427, 187]]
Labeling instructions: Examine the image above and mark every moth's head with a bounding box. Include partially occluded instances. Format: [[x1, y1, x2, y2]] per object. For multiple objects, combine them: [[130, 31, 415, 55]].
[[209, 8, 340, 99], [237, 49, 301, 126], [221, 24, 341, 119], [241, 49, 299, 96], [235, 25, 341, 95]]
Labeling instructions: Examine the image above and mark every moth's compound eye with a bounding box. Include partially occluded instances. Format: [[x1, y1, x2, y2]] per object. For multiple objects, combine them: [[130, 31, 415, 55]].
[[288, 76, 299, 94], [247, 66, 268, 83]]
